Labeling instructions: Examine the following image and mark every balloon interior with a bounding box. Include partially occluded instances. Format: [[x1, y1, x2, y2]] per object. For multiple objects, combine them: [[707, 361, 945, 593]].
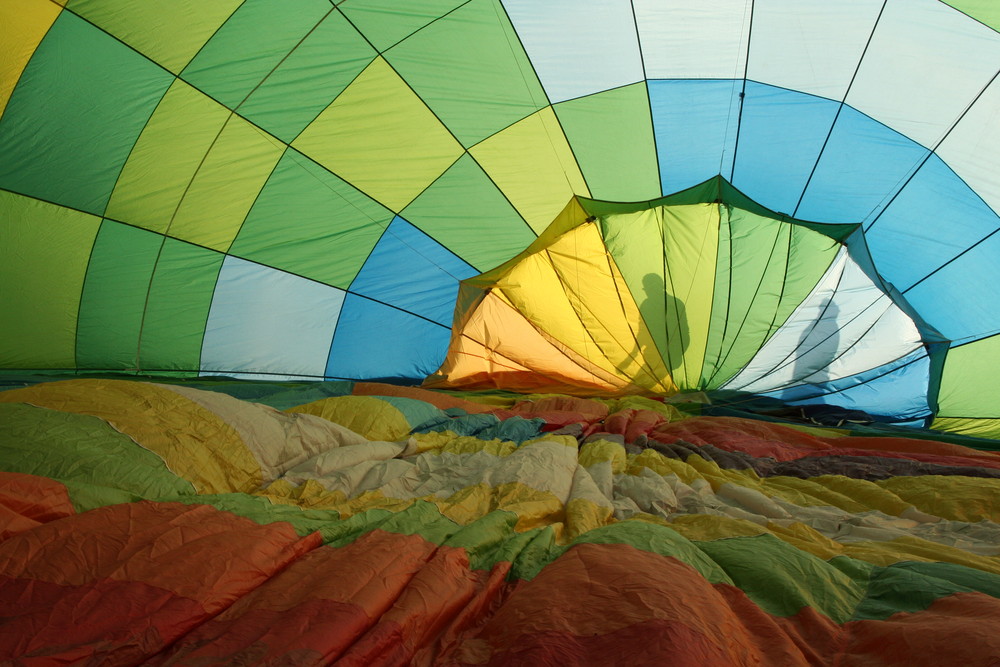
[[3, 2, 1000, 665]]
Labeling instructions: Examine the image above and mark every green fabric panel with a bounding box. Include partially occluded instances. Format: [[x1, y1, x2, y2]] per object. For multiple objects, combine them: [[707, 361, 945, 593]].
[[384, 0, 548, 147], [571, 521, 732, 585], [936, 335, 1000, 419], [106, 80, 231, 235], [0, 11, 173, 215], [137, 239, 224, 373], [660, 204, 720, 389], [695, 533, 866, 623], [339, 0, 468, 51], [67, 0, 243, 73], [181, 0, 332, 110], [239, 11, 376, 142], [601, 210, 670, 367], [940, 0, 1000, 32], [229, 149, 392, 288], [702, 208, 837, 388], [401, 154, 535, 271], [442, 509, 522, 571], [0, 403, 195, 512], [76, 222, 162, 371], [178, 493, 348, 541], [850, 560, 999, 621], [554, 83, 661, 201], [0, 192, 101, 370]]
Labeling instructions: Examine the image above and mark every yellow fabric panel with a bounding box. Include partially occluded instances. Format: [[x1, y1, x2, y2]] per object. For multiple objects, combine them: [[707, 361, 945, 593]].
[[815, 475, 914, 517], [428, 289, 630, 393], [0, 379, 261, 494], [470, 107, 589, 234], [877, 475, 1000, 523], [764, 521, 845, 561], [106, 80, 232, 235], [564, 496, 614, 541], [68, 0, 242, 73], [435, 482, 563, 532], [931, 416, 1000, 440], [410, 431, 518, 457], [579, 439, 627, 472], [660, 513, 768, 541], [842, 536, 1000, 576], [604, 395, 687, 422], [499, 222, 674, 393], [166, 114, 285, 251], [293, 56, 463, 211], [0, 0, 60, 120], [286, 395, 411, 441], [759, 476, 868, 513], [627, 449, 701, 485]]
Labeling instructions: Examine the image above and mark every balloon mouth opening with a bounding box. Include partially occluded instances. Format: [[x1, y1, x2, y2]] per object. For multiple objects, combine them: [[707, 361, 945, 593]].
[[425, 178, 931, 423]]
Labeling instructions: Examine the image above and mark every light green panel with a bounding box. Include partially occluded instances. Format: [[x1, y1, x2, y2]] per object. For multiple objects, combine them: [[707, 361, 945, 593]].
[[603, 204, 721, 390], [110, 79, 285, 252], [136, 239, 225, 373], [292, 56, 464, 212], [941, 1, 1000, 32], [554, 83, 661, 201], [660, 204, 720, 389], [702, 208, 838, 388], [400, 154, 536, 271], [106, 80, 231, 234], [0, 191, 101, 369], [936, 336, 1000, 418], [339, 0, 468, 51], [703, 209, 787, 387], [168, 116, 286, 252], [76, 222, 162, 371], [67, 0, 244, 73], [181, 0, 332, 109], [229, 149, 393, 288], [239, 11, 376, 142], [384, 0, 548, 147], [601, 210, 670, 368]]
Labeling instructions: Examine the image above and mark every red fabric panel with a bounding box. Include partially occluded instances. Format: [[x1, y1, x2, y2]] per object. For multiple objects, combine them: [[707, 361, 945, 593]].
[[0, 472, 75, 541]]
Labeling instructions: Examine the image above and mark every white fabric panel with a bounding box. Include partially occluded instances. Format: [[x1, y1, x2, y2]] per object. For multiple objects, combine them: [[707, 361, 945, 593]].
[[634, 0, 750, 80], [722, 247, 923, 393], [935, 75, 1000, 219], [845, 0, 1000, 149], [201, 256, 345, 377], [748, 0, 882, 100], [501, 0, 643, 103]]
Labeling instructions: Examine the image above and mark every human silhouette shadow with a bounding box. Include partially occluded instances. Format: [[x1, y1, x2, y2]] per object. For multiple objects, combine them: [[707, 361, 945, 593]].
[[793, 299, 839, 387], [629, 273, 689, 389]]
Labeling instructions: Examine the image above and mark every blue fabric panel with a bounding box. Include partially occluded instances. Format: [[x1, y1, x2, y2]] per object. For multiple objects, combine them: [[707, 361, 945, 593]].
[[502, 0, 643, 103], [349, 216, 477, 325], [903, 228, 1000, 343], [764, 347, 931, 422], [648, 80, 740, 195], [794, 104, 931, 224], [865, 154, 1000, 293], [325, 293, 452, 380], [731, 82, 841, 217]]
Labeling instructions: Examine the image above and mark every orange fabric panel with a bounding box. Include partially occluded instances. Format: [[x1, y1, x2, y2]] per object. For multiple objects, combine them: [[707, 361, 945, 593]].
[[0, 472, 75, 541]]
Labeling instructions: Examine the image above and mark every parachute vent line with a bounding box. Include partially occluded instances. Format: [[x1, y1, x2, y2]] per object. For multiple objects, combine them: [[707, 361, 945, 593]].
[[727, 0, 755, 183], [792, 0, 888, 220], [862, 65, 1000, 236]]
